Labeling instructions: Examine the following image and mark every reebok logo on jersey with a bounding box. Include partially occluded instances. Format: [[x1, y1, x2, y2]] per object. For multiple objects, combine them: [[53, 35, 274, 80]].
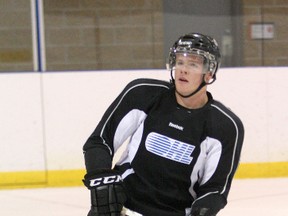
[[145, 132, 194, 165], [169, 122, 184, 131]]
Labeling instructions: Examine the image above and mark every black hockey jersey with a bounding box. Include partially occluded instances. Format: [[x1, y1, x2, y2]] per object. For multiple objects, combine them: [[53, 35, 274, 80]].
[[83, 78, 244, 216]]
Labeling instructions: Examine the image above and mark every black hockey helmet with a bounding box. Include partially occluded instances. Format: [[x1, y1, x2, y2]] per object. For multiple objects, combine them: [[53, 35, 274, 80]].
[[167, 33, 221, 80]]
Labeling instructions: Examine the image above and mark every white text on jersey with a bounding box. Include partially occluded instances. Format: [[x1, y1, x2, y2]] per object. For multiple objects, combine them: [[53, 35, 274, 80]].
[[168, 122, 184, 131]]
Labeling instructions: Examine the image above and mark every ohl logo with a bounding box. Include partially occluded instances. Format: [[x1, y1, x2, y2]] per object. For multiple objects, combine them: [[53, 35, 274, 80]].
[[145, 132, 195, 165]]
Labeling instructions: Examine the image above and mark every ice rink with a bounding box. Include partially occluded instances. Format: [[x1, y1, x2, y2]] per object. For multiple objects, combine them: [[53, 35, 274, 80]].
[[0, 177, 287, 216]]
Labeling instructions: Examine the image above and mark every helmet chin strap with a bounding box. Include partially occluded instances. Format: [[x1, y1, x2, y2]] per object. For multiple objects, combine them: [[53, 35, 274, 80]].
[[176, 76, 207, 98], [170, 71, 216, 98]]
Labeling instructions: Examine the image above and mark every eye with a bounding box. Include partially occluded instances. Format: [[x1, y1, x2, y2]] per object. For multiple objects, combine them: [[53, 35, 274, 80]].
[[188, 62, 199, 68], [176, 60, 184, 66]]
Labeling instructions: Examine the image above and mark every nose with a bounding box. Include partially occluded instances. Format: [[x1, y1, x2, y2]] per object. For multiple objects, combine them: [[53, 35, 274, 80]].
[[180, 65, 189, 74]]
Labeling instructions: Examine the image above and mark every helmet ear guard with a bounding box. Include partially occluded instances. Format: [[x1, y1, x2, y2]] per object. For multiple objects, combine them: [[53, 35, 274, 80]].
[[209, 62, 216, 72]]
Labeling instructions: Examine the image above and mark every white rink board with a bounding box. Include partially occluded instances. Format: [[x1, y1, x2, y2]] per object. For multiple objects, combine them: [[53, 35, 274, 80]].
[[0, 73, 46, 172], [41, 70, 167, 170], [0, 67, 287, 172], [209, 67, 288, 162]]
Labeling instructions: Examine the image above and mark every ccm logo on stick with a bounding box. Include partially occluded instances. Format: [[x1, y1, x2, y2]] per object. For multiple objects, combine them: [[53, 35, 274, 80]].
[[90, 175, 122, 187]]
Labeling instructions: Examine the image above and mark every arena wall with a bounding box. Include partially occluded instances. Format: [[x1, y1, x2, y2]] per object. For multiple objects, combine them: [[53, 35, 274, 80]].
[[1, 67, 287, 188]]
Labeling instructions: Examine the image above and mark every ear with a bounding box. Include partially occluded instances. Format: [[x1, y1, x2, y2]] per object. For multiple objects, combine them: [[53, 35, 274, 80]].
[[204, 72, 213, 83]]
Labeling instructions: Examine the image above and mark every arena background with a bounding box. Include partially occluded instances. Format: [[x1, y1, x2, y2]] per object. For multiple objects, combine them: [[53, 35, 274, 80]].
[[0, 0, 287, 189]]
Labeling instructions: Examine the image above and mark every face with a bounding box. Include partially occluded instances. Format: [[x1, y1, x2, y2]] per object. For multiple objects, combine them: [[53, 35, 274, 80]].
[[174, 53, 209, 96]]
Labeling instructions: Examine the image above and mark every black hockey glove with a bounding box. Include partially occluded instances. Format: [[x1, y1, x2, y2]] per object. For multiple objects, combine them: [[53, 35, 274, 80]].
[[190, 207, 216, 216], [189, 194, 226, 216], [83, 170, 127, 216]]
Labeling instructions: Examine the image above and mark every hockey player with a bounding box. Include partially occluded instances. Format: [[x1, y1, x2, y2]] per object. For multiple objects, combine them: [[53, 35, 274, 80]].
[[83, 33, 244, 216]]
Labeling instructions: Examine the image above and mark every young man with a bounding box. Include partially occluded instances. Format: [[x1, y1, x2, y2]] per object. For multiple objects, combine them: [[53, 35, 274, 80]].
[[83, 33, 244, 216]]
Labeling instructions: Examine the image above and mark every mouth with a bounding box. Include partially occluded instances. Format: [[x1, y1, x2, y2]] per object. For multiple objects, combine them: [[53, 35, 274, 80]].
[[178, 77, 188, 83]]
